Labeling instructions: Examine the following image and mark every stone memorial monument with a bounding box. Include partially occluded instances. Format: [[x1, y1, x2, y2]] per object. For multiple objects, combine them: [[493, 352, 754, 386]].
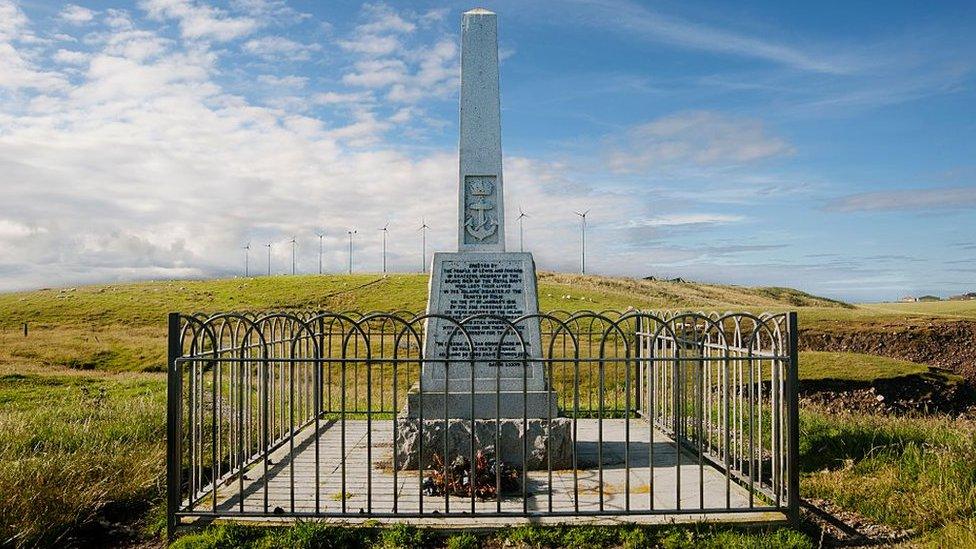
[[396, 8, 571, 471]]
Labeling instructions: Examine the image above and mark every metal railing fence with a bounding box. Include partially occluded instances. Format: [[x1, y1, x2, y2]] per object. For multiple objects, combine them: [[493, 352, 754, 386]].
[[166, 310, 798, 537]]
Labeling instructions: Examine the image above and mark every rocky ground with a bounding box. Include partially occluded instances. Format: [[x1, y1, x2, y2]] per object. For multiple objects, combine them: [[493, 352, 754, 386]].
[[800, 319, 976, 383], [799, 373, 976, 418]]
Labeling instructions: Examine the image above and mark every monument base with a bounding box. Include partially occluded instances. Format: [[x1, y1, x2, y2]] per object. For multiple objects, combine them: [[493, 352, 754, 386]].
[[404, 386, 559, 419], [393, 416, 573, 471]]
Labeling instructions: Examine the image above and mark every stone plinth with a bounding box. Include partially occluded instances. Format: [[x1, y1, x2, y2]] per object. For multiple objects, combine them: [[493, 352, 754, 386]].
[[394, 417, 572, 471]]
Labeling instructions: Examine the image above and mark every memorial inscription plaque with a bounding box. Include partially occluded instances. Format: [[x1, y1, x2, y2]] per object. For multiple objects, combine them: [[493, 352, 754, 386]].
[[421, 252, 545, 395]]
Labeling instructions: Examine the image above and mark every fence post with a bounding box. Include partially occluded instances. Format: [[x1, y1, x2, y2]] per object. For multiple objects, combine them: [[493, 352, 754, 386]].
[[786, 311, 801, 523], [634, 315, 641, 414], [166, 312, 182, 540]]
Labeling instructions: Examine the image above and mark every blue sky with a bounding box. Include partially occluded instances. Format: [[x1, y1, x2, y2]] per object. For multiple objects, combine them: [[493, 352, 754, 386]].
[[0, 0, 973, 301]]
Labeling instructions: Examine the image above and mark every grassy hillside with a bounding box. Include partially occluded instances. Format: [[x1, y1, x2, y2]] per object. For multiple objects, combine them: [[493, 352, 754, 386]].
[[0, 272, 848, 328], [0, 272, 849, 374]]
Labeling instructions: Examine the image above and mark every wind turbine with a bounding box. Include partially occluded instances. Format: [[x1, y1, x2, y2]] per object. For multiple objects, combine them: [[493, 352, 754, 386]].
[[243, 241, 250, 277], [574, 209, 590, 274], [379, 223, 389, 274], [419, 218, 430, 273], [315, 231, 325, 274], [265, 242, 273, 276], [347, 230, 357, 275], [289, 236, 297, 275], [517, 206, 529, 252]]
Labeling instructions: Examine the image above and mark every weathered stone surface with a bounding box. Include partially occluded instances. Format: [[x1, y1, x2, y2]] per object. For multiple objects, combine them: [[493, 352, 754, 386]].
[[411, 8, 560, 426], [405, 389, 558, 419], [458, 8, 504, 252], [394, 417, 572, 470], [421, 252, 543, 396]]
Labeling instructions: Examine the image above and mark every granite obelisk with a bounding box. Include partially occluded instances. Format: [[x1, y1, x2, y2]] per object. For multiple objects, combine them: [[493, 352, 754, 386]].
[[407, 7, 554, 416], [397, 8, 569, 470], [458, 8, 505, 252]]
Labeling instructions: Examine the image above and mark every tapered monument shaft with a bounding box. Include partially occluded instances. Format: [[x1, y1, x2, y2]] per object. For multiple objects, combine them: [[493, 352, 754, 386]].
[[458, 8, 505, 252]]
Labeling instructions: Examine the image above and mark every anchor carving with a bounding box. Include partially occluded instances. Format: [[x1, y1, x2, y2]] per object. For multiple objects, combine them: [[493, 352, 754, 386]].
[[464, 176, 498, 241]]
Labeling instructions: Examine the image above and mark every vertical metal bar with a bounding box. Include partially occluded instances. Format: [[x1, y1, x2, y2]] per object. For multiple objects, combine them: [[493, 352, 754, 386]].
[[748, 344, 756, 507], [215, 359, 222, 491], [772, 353, 781, 508], [547, 354, 553, 513], [392, 356, 399, 514], [165, 313, 182, 540], [648, 337, 655, 511], [289, 356, 295, 513], [598, 355, 604, 512], [522, 349, 528, 515], [443, 357, 450, 514], [341, 355, 347, 514], [188, 359, 196, 512], [367, 354, 373, 514], [312, 356, 322, 514], [724, 351, 731, 509], [624, 351, 631, 512], [673, 348, 681, 510], [262, 355, 269, 513], [315, 319, 322, 514], [572, 348, 579, 513], [469, 351, 475, 515], [698, 352, 704, 510], [495, 350, 501, 514], [786, 312, 800, 522], [211, 356, 218, 512], [418, 353, 425, 515]]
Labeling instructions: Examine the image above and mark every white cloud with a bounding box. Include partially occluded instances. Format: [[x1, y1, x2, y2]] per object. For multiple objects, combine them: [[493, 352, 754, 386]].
[[342, 58, 407, 88], [338, 34, 400, 56], [827, 186, 976, 212], [141, 0, 258, 42], [257, 74, 307, 88], [242, 36, 322, 61], [335, 5, 457, 105], [357, 3, 416, 34], [312, 90, 373, 105], [101, 29, 172, 61], [564, 0, 855, 74], [59, 4, 96, 25], [104, 8, 134, 29], [0, 0, 29, 41], [0, 219, 38, 239], [0, 11, 69, 92], [0, 1, 654, 291], [53, 48, 89, 65], [607, 111, 791, 173], [628, 214, 746, 227]]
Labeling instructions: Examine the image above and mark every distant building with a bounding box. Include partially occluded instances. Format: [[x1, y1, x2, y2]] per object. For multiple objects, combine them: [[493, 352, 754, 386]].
[[948, 292, 976, 301], [900, 296, 918, 302]]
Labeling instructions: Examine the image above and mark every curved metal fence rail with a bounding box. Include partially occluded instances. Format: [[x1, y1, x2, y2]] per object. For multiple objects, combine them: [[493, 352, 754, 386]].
[[166, 309, 799, 536]]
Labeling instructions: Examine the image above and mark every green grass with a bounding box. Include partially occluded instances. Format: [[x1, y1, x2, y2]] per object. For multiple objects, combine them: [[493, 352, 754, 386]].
[[0, 272, 849, 330], [0, 273, 971, 546], [800, 408, 976, 542], [797, 299, 976, 327], [798, 351, 930, 382], [0, 272, 856, 375], [0, 372, 165, 546], [858, 300, 976, 320], [170, 522, 813, 548]]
